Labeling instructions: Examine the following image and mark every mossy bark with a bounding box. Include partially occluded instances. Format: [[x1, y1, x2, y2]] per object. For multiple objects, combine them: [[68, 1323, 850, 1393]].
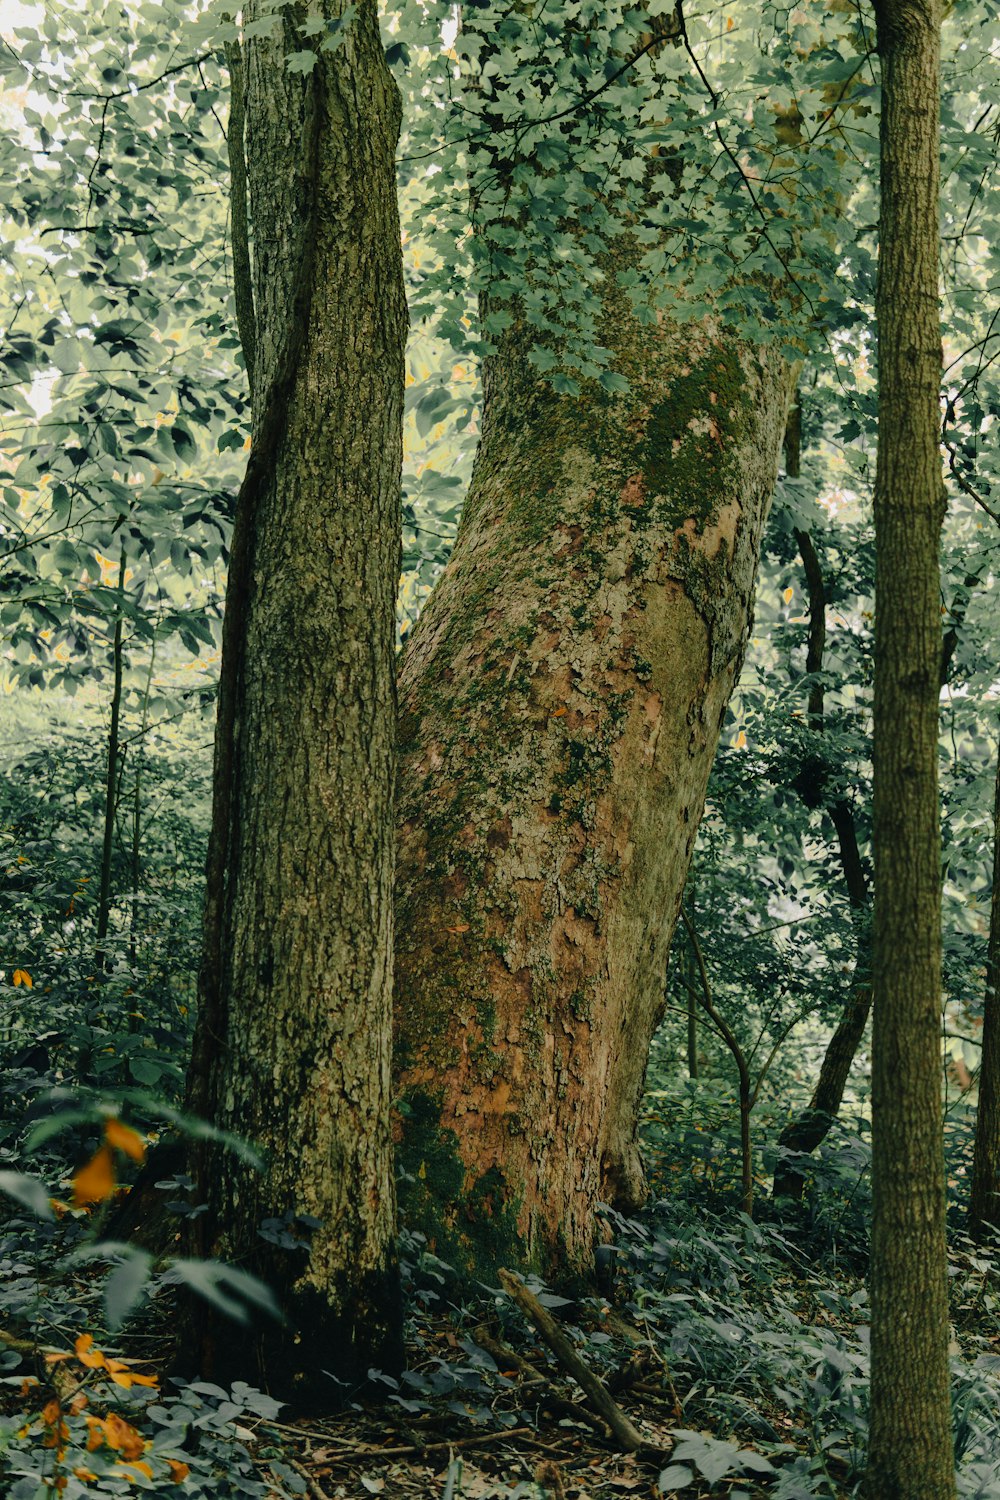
[[969, 749, 1000, 1239], [864, 0, 955, 1492], [394, 304, 794, 1279], [186, 0, 406, 1400]]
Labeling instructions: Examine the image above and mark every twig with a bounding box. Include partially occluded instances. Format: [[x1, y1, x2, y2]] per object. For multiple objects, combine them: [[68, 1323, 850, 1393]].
[[472, 1328, 611, 1437], [285, 1460, 328, 1500], [497, 1270, 647, 1453], [331, 1426, 535, 1461]]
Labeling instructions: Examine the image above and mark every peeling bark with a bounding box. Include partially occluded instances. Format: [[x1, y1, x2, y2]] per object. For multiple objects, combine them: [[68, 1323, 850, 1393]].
[[393, 297, 794, 1278]]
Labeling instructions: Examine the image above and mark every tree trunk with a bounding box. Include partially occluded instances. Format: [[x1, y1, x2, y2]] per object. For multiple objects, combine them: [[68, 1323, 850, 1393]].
[[771, 959, 871, 1197], [864, 0, 955, 1491], [393, 301, 795, 1280], [773, 527, 872, 1200], [969, 745, 1000, 1239], [185, 0, 407, 1399]]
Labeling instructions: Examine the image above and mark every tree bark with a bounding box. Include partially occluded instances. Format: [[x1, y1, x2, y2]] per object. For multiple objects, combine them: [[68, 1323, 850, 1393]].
[[969, 745, 1000, 1239], [185, 0, 407, 1399], [864, 0, 955, 1492], [393, 295, 795, 1279]]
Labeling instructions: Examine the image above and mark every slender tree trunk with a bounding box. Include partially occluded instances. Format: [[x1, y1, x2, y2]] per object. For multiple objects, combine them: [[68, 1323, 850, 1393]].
[[864, 0, 955, 1492], [773, 528, 872, 1199], [96, 544, 127, 961], [969, 745, 1000, 1238], [393, 293, 795, 1278], [185, 0, 407, 1398]]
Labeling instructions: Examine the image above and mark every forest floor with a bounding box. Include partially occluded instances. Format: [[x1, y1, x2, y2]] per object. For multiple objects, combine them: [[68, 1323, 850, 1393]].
[[253, 1247, 864, 1500]]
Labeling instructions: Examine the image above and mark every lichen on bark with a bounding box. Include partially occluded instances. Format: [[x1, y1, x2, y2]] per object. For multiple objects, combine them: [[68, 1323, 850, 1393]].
[[393, 289, 795, 1278]]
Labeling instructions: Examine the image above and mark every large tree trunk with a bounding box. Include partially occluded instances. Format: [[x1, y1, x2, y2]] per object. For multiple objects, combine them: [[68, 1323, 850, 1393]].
[[969, 747, 1000, 1238], [393, 303, 794, 1280], [864, 0, 955, 1491], [185, 0, 407, 1398]]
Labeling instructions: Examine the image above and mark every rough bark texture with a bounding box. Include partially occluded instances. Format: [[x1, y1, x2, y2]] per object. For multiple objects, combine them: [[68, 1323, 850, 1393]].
[[864, 0, 955, 1492], [969, 748, 1000, 1239], [393, 303, 794, 1279], [186, 0, 406, 1398]]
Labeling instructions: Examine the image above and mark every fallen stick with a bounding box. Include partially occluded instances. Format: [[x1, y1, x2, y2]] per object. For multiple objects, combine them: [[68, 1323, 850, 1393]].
[[471, 1328, 611, 1438], [497, 1270, 646, 1454], [330, 1425, 535, 1462]]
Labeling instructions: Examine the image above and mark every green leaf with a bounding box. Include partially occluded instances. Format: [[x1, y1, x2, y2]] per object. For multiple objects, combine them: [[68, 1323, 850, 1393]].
[[657, 1467, 694, 1493], [0, 1170, 54, 1220], [104, 1248, 154, 1330], [166, 1259, 282, 1325], [286, 49, 318, 76]]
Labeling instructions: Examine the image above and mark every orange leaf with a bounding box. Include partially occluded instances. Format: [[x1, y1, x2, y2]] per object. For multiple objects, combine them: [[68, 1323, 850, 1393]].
[[12, 968, 32, 988], [72, 1147, 116, 1208], [103, 1412, 146, 1460], [117, 1460, 154, 1480], [105, 1118, 146, 1163], [166, 1460, 191, 1484], [74, 1469, 99, 1483], [75, 1334, 106, 1369], [446, 923, 470, 934]]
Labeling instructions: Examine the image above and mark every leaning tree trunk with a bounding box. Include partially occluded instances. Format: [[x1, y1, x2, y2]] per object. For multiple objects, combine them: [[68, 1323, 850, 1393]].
[[185, 0, 407, 1399], [773, 527, 872, 1200], [969, 746, 1000, 1239], [394, 301, 795, 1279], [864, 0, 955, 1492]]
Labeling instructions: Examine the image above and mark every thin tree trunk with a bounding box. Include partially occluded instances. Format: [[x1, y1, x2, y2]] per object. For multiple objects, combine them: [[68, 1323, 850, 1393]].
[[773, 528, 872, 1199], [96, 543, 126, 961], [185, 0, 407, 1398], [864, 0, 955, 1490], [393, 292, 795, 1277], [969, 744, 1000, 1238]]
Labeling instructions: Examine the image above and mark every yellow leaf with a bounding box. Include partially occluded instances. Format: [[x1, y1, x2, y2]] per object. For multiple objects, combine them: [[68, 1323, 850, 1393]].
[[72, 1147, 116, 1208], [12, 969, 32, 988], [105, 1118, 146, 1163], [782, 586, 794, 603], [735, 730, 748, 749]]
